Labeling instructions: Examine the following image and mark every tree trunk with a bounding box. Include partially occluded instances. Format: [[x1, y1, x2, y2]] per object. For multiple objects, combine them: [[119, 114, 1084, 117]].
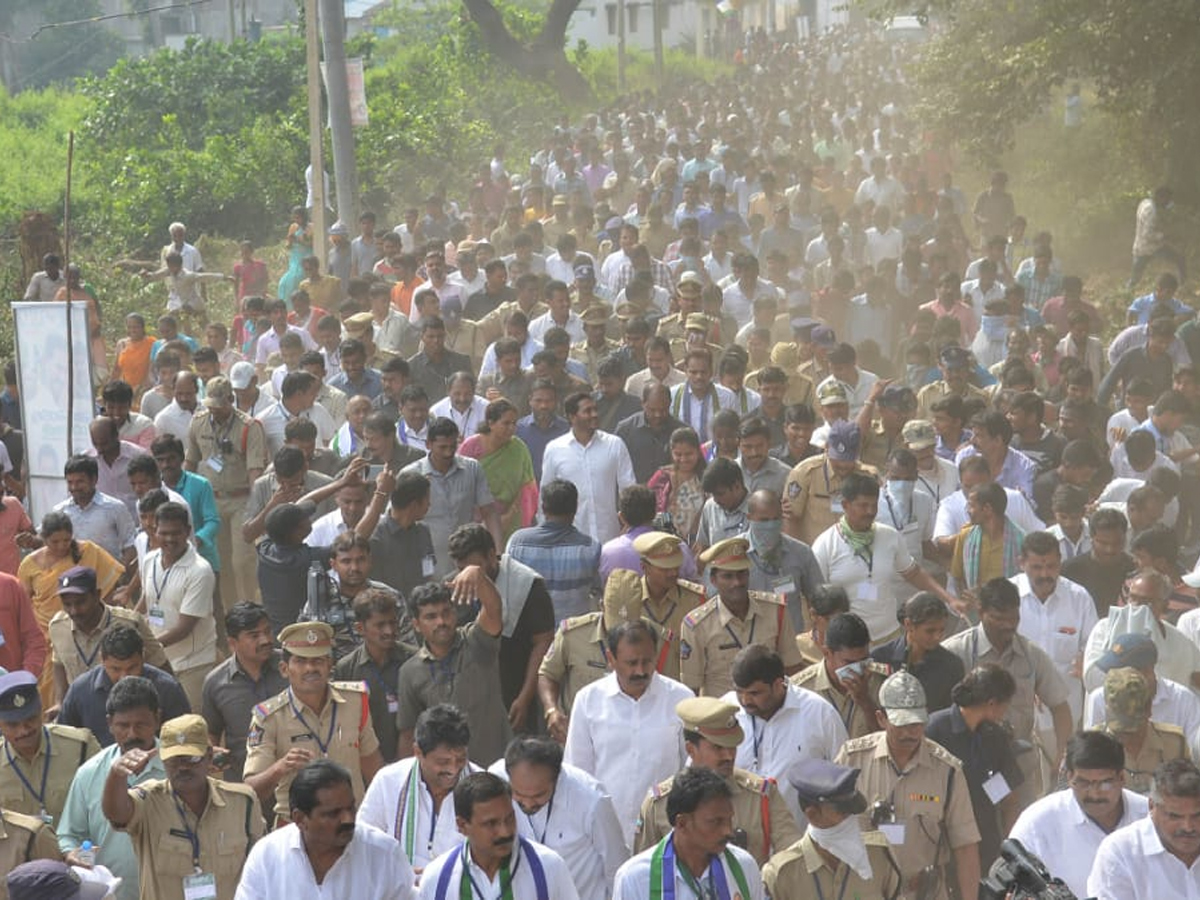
[[459, 0, 593, 102]]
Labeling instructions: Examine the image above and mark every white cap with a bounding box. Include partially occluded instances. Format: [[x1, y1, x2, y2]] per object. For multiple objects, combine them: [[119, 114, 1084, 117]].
[[229, 361, 256, 390]]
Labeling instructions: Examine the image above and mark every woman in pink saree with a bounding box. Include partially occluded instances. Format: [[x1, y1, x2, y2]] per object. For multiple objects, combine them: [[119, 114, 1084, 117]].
[[458, 398, 538, 542]]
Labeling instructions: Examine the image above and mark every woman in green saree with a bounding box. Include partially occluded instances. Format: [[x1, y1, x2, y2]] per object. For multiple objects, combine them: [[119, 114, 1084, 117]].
[[458, 398, 538, 542]]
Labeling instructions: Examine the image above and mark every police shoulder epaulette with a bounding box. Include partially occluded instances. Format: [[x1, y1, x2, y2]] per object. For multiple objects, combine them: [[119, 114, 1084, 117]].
[[562, 612, 601, 632], [683, 600, 718, 628], [331, 679, 368, 694], [750, 590, 783, 605], [2, 809, 51, 834], [841, 733, 881, 754], [48, 723, 94, 745], [790, 665, 819, 686], [676, 578, 706, 596], [255, 691, 291, 718], [862, 829, 891, 848], [732, 768, 766, 792], [650, 776, 675, 800], [926, 740, 964, 769]]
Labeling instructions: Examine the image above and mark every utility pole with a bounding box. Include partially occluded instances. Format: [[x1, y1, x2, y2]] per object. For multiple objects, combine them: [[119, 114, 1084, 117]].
[[228, 0, 237, 40], [304, 0, 326, 251], [617, 0, 626, 92], [652, 0, 663, 84], [319, 0, 358, 228]]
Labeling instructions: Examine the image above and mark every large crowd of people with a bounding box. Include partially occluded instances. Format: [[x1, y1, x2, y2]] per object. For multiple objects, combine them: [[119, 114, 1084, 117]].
[[2, 22, 1199, 900]]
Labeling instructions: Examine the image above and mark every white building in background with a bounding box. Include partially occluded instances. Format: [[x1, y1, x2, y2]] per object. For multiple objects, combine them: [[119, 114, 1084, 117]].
[[567, 0, 709, 53], [97, 0, 298, 52]]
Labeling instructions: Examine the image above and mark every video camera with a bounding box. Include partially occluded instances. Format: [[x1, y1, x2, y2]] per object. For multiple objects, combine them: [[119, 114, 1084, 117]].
[[980, 839, 1077, 900]]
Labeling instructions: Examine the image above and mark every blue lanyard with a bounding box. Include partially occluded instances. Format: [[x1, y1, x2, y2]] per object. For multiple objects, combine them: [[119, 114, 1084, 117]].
[[73, 609, 112, 669], [362, 659, 396, 700], [524, 795, 554, 844], [151, 557, 174, 600], [288, 689, 338, 755], [172, 791, 202, 870], [4, 729, 51, 814]]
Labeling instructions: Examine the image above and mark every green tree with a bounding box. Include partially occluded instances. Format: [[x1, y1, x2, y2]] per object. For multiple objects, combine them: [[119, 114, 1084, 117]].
[[869, 0, 1200, 201], [1, 0, 124, 91]]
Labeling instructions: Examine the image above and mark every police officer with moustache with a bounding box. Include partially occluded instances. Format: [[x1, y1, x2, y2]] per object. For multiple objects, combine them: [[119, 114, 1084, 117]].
[[835, 672, 981, 900], [243, 622, 383, 826], [600, 532, 706, 682], [0, 671, 99, 828], [763, 759, 903, 900], [635, 697, 802, 867], [680, 537, 803, 697]]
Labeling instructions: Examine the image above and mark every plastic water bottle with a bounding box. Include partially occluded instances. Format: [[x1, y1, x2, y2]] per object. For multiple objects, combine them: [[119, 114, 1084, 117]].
[[78, 840, 95, 867]]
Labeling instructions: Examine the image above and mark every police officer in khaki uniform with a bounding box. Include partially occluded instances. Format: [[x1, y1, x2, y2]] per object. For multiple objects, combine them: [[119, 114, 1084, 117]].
[[571, 304, 620, 384], [242, 622, 383, 824], [48, 566, 170, 700], [0, 815, 60, 889], [538, 579, 668, 743], [763, 758, 902, 900], [103, 714, 265, 900], [600, 532, 706, 682], [1100, 667, 1190, 795], [752, 342, 816, 409], [669, 314, 724, 365], [857, 384, 917, 472], [184, 375, 269, 604], [634, 696, 802, 867], [835, 671, 981, 900], [915, 347, 988, 420], [680, 537, 803, 697], [0, 671, 99, 828], [655, 272, 705, 344], [783, 422, 878, 545], [791, 612, 887, 740]]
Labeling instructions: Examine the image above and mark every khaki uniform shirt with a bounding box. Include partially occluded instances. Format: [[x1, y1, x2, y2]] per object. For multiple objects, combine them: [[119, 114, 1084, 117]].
[[477, 300, 549, 345], [1103, 721, 1190, 794], [635, 768, 803, 867], [835, 734, 981, 896], [915, 381, 988, 421], [0, 810, 60, 900], [791, 659, 888, 739], [0, 724, 99, 825], [746, 368, 816, 411], [603, 573, 706, 682], [784, 456, 879, 546], [859, 423, 906, 472], [796, 631, 823, 667], [570, 338, 621, 383], [763, 831, 902, 900], [445, 321, 484, 369], [655, 314, 687, 344], [185, 408, 269, 494], [539, 613, 611, 716], [49, 606, 170, 684], [243, 681, 380, 818], [798, 358, 832, 386], [124, 777, 265, 900], [680, 592, 802, 697]]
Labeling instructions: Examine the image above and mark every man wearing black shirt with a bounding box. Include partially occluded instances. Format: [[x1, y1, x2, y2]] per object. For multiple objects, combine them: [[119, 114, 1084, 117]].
[[464, 259, 516, 321], [1061, 508, 1137, 617]]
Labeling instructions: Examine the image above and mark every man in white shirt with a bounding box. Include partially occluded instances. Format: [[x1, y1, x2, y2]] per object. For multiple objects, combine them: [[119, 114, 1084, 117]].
[[23, 252, 64, 301], [529, 280, 585, 344], [152, 371, 200, 441], [254, 299, 317, 367], [1009, 730, 1149, 899], [491, 737, 628, 900], [613, 767, 764, 900], [1082, 634, 1200, 759], [358, 704, 481, 874], [1012, 530, 1098, 726], [724, 645, 848, 825], [853, 158, 905, 213], [961, 258, 1007, 322], [933, 460, 1045, 539], [816, 343, 878, 417], [259, 371, 337, 456], [903, 419, 961, 506], [430, 372, 488, 438], [235, 759, 416, 900], [1083, 571, 1200, 694], [1088, 757, 1200, 900], [140, 501, 216, 711], [417, 772, 579, 900], [564, 621, 694, 844], [541, 392, 635, 545], [863, 205, 904, 269], [669, 348, 737, 442]]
